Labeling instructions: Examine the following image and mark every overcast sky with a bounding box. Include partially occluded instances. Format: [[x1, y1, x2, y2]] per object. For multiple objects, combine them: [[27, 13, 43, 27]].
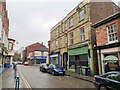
[[6, 0, 119, 50]]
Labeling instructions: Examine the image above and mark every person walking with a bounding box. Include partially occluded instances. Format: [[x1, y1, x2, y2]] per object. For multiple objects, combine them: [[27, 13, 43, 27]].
[[104, 61, 110, 73]]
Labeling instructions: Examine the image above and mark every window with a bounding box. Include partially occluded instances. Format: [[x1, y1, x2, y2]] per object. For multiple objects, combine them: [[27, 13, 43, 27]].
[[106, 73, 120, 82], [80, 27, 85, 41], [65, 35, 68, 46], [69, 17, 73, 27], [60, 38, 62, 48], [8, 42, 13, 50], [107, 24, 117, 42], [64, 21, 67, 31], [79, 7, 86, 21], [70, 32, 74, 45], [56, 40, 58, 49], [56, 29, 58, 37], [60, 26, 62, 34]]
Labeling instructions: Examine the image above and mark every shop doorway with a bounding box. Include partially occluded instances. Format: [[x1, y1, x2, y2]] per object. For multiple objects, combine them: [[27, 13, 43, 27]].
[[63, 52, 68, 70]]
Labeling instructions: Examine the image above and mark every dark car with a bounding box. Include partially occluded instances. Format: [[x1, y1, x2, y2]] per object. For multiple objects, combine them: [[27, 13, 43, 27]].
[[47, 64, 65, 75], [39, 63, 49, 72], [93, 71, 120, 90]]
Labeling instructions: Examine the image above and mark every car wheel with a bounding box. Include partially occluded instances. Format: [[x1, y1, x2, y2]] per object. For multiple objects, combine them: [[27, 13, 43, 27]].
[[99, 85, 107, 90]]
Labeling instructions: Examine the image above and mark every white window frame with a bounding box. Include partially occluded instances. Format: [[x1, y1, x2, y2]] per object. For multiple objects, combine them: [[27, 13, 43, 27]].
[[107, 23, 118, 44], [70, 32, 74, 45], [56, 29, 58, 37], [69, 17, 73, 27], [64, 21, 67, 31], [80, 27, 85, 41], [79, 7, 86, 21], [56, 40, 58, 49]]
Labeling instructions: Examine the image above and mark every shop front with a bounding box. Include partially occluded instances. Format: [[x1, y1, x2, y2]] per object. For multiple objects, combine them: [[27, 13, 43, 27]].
[[49, 51, 60, 65], [99, 46, 120, 74], [30, 56, 47, 64], [68, 45, 90, 76]]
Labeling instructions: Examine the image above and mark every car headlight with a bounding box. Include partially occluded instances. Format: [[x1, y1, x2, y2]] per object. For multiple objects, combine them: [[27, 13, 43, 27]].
[[54, 69, 58, 72]]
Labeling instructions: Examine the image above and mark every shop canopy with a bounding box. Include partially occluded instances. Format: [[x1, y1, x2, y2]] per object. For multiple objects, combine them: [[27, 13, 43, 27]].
[[104, 55, 118, 61]]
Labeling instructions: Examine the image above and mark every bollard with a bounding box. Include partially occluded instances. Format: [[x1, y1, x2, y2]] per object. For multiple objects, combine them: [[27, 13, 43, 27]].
[[14, 64, 17, 78], [14, 68, 17, 78], [15, 77, 20, 90]]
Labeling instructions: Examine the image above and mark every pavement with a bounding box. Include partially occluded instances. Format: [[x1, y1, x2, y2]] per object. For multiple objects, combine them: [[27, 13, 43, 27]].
[[0, 65, 94, 89], [65, 70, 94, 83], [0, 67, 24, 89]]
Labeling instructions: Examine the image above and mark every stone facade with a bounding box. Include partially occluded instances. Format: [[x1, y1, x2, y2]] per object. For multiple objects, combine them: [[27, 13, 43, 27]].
[[49, 0, 119, 76]]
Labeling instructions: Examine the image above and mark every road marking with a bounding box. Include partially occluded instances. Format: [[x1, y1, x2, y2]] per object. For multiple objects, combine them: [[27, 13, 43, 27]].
[[17, 68, 32, 90]]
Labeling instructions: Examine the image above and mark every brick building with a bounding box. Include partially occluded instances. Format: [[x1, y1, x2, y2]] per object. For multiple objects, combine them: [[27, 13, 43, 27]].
[[93, 12, 120, 74], [5, 38, 15, 66], [23, 42, 48, 65], [49, 0, 119, 76], [0, 1, 10, 70]]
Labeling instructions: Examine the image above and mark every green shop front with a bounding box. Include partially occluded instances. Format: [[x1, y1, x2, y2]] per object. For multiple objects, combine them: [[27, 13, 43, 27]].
[[68, 45, 90, 76]]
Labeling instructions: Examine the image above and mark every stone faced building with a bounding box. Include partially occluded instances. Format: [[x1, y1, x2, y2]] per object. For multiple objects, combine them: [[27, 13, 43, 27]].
[[49, 0, 119, 75]]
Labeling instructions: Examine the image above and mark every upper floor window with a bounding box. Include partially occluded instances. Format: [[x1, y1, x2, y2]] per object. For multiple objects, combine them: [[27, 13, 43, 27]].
[[69, 17, 73, 27], [65, 35, 68, 46], [107, 24, 117, 42], [8, 42, 13, 50], [79, 7, 86, 21], [56, 40, 58, 49], [64, 21, 67, 31], [70, 32, 74, 45], [56, 29, 58, 37], [80, 27, 85, 41]]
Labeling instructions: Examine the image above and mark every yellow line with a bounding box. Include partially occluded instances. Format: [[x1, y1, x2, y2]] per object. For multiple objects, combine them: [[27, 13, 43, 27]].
[[17, 67, 32, 90]]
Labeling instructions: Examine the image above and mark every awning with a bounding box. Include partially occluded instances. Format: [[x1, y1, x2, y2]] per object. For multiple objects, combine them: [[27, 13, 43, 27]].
[[104, 55, 118, 61], [31, 56, 47, 59], [50, 54, 58, 58], [68, 46, 88, 55]]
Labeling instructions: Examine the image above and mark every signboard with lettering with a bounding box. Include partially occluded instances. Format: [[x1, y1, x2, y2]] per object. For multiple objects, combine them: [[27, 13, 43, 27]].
[[31, 56, 47, 59]]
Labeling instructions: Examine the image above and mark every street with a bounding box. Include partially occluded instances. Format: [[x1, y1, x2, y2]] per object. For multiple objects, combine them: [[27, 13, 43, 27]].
[[17, 65, 95, 88]]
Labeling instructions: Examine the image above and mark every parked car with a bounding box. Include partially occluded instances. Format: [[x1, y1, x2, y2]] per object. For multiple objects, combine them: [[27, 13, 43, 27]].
[[24, 61, 29, 66], [93, 71, 120, 90], [39, 63, 49, 72], [47, 64, 65, 75], [18, 61, 22, 65]]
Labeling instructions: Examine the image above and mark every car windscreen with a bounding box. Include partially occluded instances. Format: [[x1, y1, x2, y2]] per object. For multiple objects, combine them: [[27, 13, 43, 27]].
[[54, 64, 62, 68]]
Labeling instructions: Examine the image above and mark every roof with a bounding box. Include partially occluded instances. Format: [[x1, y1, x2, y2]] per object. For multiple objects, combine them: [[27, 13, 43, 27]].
[[92, 11, 120, 28], [34, 45, 48, 52]]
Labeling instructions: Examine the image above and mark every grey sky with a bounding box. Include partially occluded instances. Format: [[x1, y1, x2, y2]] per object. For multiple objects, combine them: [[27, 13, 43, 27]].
[[6, 0, 119, 50]]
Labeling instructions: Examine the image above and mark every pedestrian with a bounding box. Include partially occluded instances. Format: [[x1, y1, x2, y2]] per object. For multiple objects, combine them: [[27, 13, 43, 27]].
[[104, 61, 110, 73]]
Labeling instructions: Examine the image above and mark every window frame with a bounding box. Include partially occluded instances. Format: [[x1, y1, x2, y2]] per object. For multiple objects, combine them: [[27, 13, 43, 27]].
[[107, 23, 118, 43], [69, 16, 74, 28], [70, 32, 74, 45], [80, 27, 85, 41], [79, 7, 85, 21]]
